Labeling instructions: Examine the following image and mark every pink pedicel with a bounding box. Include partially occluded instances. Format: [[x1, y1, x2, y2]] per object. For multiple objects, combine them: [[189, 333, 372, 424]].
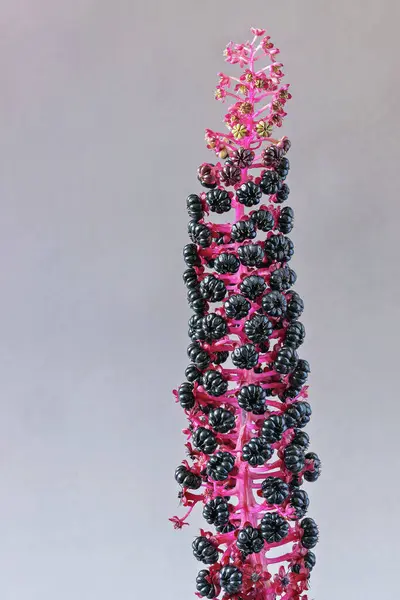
[[171, 27, 320, 600]]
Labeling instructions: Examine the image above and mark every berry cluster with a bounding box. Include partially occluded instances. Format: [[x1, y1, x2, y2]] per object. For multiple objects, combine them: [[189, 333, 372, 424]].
[[171, 28, 320, 600]]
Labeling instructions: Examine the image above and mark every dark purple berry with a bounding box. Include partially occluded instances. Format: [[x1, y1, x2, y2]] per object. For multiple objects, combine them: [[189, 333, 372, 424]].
[[251, 208, 275, 232], [232, 343, 259, 369], [237, 525, 264, 555], [224, 294, 251, 320], [238, 244, 265, 267], [237, 384, 266, 413], [244, 314, 273, 344], [236, 181, 262, 207], [193, 427, 218, 455], [274, 346, 298, 374], [261, 477, 290, 505], [219, 565, 242, 594], [240, 275, 266, 300], [202, 370, 228, 397], [260, 512, 289, 543], [178, 382, 195, 409], [192, 536, 219, 565], [242, 437, 272, 466], [300, 518, 319, 549], [262, 291, 287, 317], [206, 188, 231, 213], [214, 253, 240, 274], [206, 451, 235, 481]]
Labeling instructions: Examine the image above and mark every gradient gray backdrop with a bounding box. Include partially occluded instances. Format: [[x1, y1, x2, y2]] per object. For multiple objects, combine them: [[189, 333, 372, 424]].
[[0, 1, 399, 598]]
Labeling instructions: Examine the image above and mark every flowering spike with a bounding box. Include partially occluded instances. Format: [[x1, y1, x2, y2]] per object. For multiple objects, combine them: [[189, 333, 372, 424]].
[[172, 27, 319, 600]]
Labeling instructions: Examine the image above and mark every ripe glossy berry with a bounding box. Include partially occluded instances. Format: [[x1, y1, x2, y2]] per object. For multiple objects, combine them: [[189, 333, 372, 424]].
[[288, 489, 309, 519], [232, 343, 259, 369], [185, 364, 202, 384], [206, 451, 235, 481], [178, 382, 195, 409], [285, 401, 312, 429], [262, 144, 282, 167], [262, 291, 287, 317], [284, 444, 305, 473], [289, 359, 311, 390], [189, 222, 212, 248], [237, 525, 264, 555], [175, 464, 202, 489], [274, 346, 298, 374], [304, 551, 316, 571], [242, 437, 272, 466], [184, 243, 201, 267], [276, 157, 290, 179], [196, 570, 217, 599], [270, 266, 296, 291], [231, 219, 256, 242], [244, 314, 273, 344], [238, 244, 265, 267], [202, 370, 228, 397], [220, 163, 241, 186], [187, 287, 208, 314], [192, 536, 219, 565], [224, 294, 251, 320], [202, 314, 227, 341], [292, 430, 310, 450], [193, 427, 218, 455], [214, 253, 240, 274], [188, 315, 206, 341], [238, 384, 266, 413], [183, 267, 199, 289], [236, 181, 262, 207], [209, 407, 236, 433], [231, 147, 255, 168], [304, 452, 321, 482], [251, 208, 275, 232], [278, 206, 294, 234], [260, 512, 289, 543], [292, 550, 316, 575], [187, 193, 204, 221], [265, 234, 294, 262], [200, 275, 227, 302], [240, 275, 266, 300], [187, 342, 210, 370], [285, 321, 306, 349], [261, 414, 287, 443], [219, 565, 242, 594], [206, 188, 231, 213], [203, 496, 230, 526], [261, 476, 290, 505], [215, 522, 236, 534], [301, 518, 319, 549], [213, 351, 229, 365], [260, 170, 281, 195], [275, 183, 290, 203], [286, 291, 304, 320]]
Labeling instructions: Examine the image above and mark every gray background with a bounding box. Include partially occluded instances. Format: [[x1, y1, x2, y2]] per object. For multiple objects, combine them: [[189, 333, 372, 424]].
[[0, 1, 399, 598]]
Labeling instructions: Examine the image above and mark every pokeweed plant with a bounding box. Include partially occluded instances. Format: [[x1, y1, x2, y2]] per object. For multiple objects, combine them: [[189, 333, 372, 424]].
[[170, 27, 321, 600]]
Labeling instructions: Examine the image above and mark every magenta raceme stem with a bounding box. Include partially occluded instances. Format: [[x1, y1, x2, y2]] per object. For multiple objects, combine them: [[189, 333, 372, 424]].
[[171, 27, 321, 600]]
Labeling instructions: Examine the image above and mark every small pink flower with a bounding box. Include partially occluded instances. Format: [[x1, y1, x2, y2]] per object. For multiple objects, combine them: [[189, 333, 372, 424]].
[[218, 72, 231, 88], [251, 27, 266, 37], [215, 86, 227, 101], [169, 515, 190, 529]]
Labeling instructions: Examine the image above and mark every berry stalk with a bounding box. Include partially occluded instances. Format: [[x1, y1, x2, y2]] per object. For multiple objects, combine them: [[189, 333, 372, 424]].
[[171, 27, 321, 600]]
